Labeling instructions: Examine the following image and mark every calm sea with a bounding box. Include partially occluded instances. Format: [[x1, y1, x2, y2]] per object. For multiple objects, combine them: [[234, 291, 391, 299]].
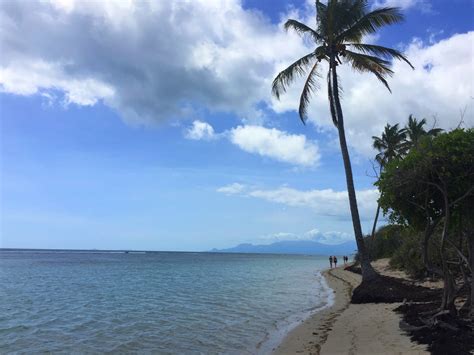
[[0, 251, 332, 354]]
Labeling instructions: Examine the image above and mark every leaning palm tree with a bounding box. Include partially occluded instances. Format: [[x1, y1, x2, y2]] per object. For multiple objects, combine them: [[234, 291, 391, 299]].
[[370, 123, 406, 239], [272, 0, 413, 281], [405, 114, 443, 149]]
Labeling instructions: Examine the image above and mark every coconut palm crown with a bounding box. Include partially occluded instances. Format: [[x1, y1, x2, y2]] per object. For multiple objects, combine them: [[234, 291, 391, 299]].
[[372, 123, 407, 166], [272, 0, 414, 281], [405, 114, 443, 148], [272, 0, 414, 124]]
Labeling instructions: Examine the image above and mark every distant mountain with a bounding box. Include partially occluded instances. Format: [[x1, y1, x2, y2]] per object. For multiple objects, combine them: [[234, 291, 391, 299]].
[[210, 240, 357, 255]]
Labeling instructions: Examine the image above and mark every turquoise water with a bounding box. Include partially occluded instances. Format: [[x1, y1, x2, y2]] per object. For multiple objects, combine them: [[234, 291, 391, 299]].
[[0, 251, 332, 354]]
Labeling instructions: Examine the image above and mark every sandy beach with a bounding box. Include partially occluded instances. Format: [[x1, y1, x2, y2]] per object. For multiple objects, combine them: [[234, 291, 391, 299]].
[[273, 260, 429, 355]]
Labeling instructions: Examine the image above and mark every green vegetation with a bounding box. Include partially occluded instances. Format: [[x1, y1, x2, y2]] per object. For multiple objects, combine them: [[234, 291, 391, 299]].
[[365, 224, 403, 260], [272, 0, 413, 282], [373, 123, 474, 317]]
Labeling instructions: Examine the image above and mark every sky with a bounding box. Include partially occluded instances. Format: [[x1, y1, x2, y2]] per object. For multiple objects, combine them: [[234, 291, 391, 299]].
[[0, 0, 473, 251]]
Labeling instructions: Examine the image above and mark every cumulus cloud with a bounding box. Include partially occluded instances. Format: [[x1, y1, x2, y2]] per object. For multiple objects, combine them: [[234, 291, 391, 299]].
[[217, 183, 378, 220], [185, 120, 216, 140], [185, 121, 320, 167], [271, 32, 474, 157], [229, 125, 320, 167], [0, 60, 114, 106], [0, 0, 306, 124]]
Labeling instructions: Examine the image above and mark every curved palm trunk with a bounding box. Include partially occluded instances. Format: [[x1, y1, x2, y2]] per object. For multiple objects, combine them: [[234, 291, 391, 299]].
[[371, 203, 381, 240], [330, 61, 377, 281]]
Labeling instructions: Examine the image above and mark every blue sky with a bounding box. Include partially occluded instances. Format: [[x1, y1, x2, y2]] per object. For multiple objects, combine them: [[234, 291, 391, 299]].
[[1, 0, 473, 251]]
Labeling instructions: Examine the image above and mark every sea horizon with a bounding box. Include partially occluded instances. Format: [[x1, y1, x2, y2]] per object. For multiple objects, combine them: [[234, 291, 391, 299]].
[[0, 247, 351, 256]]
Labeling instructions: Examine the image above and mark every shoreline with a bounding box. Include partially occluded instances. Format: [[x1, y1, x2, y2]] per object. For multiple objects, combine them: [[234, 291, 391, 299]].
[[272, 266, 357, 355], [273, 264, 428, 354], [257, 270, 336, 354]]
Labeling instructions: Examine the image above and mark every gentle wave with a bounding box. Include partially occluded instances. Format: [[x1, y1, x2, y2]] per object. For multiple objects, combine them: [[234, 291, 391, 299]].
[[0, 251, 331, 354]]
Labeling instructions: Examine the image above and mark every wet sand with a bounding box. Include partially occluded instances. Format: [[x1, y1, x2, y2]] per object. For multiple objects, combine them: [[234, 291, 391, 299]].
[[273, 261, 428, 354]]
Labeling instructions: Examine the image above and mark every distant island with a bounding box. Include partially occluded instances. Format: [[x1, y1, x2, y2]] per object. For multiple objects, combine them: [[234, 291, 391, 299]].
[[210, 240, 357, 255]]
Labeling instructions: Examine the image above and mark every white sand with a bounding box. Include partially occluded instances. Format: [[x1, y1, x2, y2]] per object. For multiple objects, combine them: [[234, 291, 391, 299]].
[[273, 262, 428, 355]]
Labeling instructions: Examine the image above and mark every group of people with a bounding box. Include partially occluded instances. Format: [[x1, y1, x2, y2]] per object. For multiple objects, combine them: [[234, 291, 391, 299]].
[[329, 255, 349, 268]]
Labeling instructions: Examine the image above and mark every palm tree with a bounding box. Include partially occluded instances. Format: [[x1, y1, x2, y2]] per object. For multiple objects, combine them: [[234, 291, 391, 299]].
[[272, 0, 413, 281], [371, 123, 406, 239], [405, 114, 443, 148]]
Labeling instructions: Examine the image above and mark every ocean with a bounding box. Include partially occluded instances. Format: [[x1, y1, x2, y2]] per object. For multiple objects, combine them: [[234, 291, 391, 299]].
[[0, 250, 333, 354]]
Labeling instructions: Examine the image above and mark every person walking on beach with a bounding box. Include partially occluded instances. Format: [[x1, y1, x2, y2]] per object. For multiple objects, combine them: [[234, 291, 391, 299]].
[[333, 256, 338, 268], [329, 255, 333, 268]]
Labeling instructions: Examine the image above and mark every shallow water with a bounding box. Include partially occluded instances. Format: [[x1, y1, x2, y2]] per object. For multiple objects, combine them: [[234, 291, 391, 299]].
[[0, 251, 331, 354]]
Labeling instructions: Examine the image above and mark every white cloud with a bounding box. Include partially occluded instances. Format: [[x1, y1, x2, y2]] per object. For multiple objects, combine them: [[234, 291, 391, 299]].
[[216, 183, 246, 195], [185, 120, 216, 140], [372, 0, 432, 12], [271, 32, 474, 157], [184, 121, 320, 167], [305, 229, 352, 245], [229, 125, 320, 167], [217, 183, 378, 220], [0, 60, 114, 106], [248, 187, 378, 219], [0, 0, 307, 124], [256, 228, 352, 245], [258, 232, 300, 242]]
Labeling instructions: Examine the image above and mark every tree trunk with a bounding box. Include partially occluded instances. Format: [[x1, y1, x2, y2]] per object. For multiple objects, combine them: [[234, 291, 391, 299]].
[[441, 271, 457, 314], [329, 60, 377, 281], [422, 218, 443, 277], [370, 165, 383, 243], [439, 190, 456, 314], [371, 203, 381, 240], [469, 234, 474, 318]]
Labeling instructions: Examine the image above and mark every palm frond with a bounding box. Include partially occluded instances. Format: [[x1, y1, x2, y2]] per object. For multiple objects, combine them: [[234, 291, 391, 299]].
[[315, 0, 328, 39], [372, 136, 387, 150], [428, 127, 443, 136], [298, 62, 321, 124], [348, 44, 414, 69], [284, 19, 323, 42], [344, 50, 393, 92], [332, 0, 368, 39], [272, 52, 316, 99], [336, 7, 404, 43]]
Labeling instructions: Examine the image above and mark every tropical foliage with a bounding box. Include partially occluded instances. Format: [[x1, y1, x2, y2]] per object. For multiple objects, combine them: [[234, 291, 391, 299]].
[[405, 114, 444, 148], [376, 128, 474, 315]]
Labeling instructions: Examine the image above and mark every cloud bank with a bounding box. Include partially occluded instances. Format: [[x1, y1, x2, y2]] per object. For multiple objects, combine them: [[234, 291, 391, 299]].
[[258, 228, 352, 245], [217, 183, 378, 220], [0, 0, 305, 124]]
